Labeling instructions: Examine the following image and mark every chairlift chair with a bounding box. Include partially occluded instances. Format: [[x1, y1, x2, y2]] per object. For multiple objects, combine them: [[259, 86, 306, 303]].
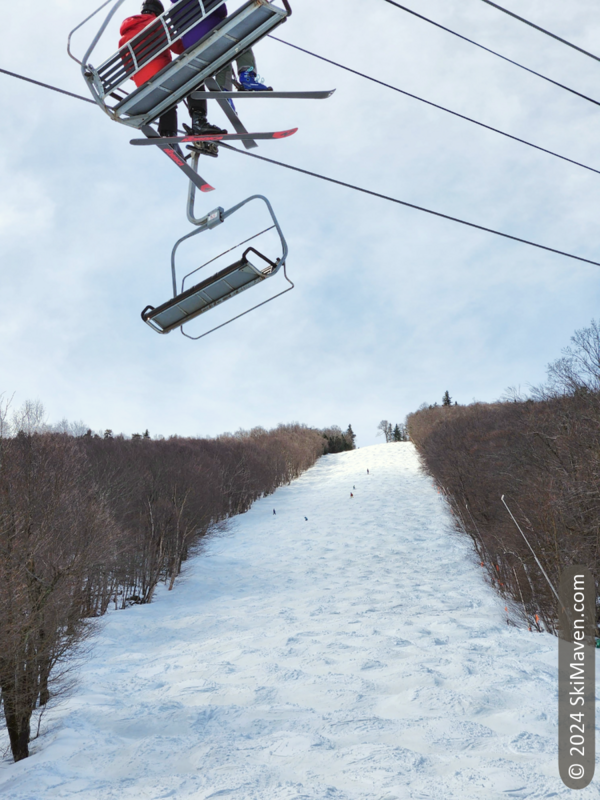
[[68, 0, 334, 174], [69, 0, 292, 130], [141, 193, 293, 339], [68, 0, 334, 338]]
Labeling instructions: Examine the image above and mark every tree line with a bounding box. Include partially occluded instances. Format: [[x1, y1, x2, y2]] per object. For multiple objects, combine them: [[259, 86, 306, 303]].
[[320, 424, 356, 453], [0, 399, 353, 762], [406, 320, 600, 637], [377, 420, 409, 442]]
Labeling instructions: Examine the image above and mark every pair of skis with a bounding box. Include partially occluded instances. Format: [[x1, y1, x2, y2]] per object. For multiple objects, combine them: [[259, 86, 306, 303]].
[[137, 127, 296, 193], [137, 88, 334, 193]]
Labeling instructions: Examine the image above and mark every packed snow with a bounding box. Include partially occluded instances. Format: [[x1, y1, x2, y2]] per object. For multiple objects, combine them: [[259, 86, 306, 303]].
[[1, 443, 598, 799]]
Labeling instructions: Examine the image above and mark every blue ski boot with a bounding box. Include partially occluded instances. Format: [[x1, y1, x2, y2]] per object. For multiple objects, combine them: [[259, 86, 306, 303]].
[[239, 68, 272, 91]]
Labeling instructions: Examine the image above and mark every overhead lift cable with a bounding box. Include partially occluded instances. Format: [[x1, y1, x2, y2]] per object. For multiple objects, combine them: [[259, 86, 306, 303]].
[[8, 39, 600, 180], [478, 0, 600, 65], [0, 67, 95, 104], [381, 0, 600, 109], [220, 143, 600, 270], [2, 66, 600, 271], [269, 37, 600, 178]]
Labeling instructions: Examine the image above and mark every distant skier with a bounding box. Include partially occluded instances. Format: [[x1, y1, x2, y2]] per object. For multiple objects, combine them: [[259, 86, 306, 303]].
[[273, 509, 276, 515], [350, 492, 354, 498], [353, 485, 356, 490], [367, 469, 370, 475], [304, 516, 308, 521]]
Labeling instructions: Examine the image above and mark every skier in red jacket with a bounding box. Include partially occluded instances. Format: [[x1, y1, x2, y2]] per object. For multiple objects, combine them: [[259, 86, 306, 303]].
[[119, 0, 225, 138]]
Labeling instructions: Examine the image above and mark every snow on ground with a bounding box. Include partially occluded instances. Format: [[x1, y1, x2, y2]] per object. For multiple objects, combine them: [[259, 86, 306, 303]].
[[1, 443, 598, 799]]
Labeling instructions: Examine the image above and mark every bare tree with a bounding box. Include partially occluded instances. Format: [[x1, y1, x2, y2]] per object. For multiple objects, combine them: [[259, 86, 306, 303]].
[[0, 433, 118, 760], [11, 399, 47, 435], [0, 418, 332, 761], [377, 420, 393, 443], [535, 318, 600, 397]]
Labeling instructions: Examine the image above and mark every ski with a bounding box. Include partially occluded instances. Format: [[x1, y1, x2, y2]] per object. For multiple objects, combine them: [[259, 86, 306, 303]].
[[140, 124, 215, 192], [130, 128, 298, 147], [188, 90, 336, 100], [205, 76, 257, 150]]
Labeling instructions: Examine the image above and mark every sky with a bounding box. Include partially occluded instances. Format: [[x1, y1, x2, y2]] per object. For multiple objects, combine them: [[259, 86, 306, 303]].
[[2, 0, 600, 445]]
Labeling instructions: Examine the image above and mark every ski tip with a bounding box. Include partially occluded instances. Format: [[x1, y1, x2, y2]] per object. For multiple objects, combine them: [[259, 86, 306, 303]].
[[273, 127, 298, 139], [201, 183, 215, 192]]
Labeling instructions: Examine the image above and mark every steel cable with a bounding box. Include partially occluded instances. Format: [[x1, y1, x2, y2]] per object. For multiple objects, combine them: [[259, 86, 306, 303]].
[[2, 64, 600, 270], [478, 0, 600, 65], [220, 143, 600, 270], [269, 36, 600, 178], [381, 0, 600, 109], [0, 67, 95, 104]]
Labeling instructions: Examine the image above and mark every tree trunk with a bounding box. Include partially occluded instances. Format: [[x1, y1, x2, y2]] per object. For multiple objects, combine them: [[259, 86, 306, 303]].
[[2, 683, 32, 761]]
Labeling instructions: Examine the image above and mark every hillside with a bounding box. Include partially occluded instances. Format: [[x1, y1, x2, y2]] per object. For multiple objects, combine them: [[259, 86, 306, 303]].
[[1, 444, 597, 799]]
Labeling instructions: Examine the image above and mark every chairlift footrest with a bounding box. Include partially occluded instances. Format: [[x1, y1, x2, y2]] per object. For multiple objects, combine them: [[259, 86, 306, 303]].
[[188, 90, 336, 100]]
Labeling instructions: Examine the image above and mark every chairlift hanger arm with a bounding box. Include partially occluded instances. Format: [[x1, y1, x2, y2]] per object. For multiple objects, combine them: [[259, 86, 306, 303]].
[[80, 0, 128, 80], [67, 0, 115, 65]]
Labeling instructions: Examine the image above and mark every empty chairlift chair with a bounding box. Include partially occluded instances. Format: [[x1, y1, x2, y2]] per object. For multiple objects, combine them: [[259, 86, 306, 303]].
[[141, 195, 293, 339]]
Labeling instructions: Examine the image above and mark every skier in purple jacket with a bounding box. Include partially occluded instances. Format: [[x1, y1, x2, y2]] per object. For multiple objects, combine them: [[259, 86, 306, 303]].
[[171, 0, 272, 137]]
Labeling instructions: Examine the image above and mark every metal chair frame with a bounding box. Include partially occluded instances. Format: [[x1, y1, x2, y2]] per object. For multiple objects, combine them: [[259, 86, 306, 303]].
[[68, 1, 302, 341], [68, 0, 291, 129], [141, 194, 293, 340]]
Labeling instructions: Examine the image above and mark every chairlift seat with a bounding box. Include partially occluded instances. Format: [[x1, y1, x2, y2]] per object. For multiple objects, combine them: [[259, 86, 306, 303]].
[[142, 247, 276, 333], [85, 0, 290, 128], [142, 195, 292, 339]]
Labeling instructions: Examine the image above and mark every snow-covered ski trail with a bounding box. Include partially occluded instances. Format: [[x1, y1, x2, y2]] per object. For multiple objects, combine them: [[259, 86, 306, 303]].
[[1, 443, 598, 799]]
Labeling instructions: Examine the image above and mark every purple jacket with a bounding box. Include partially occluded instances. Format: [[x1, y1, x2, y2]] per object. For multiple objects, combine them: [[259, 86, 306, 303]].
[[171, 1, 227, 50]]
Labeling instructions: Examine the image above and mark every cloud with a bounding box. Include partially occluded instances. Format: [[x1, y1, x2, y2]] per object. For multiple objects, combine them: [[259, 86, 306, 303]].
[[1, 0, 600, 444]]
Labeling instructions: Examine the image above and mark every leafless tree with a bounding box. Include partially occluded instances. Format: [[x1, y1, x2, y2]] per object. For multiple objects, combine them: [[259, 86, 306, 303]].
[[377, 420, 393, 442], [0, 416, 332, 761], [0, 432, 119, 760], [11, 399, 47, 435], [534, 318, 600, 398]]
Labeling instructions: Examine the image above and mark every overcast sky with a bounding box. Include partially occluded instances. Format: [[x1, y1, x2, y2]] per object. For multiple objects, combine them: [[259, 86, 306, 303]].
[[2, 0, 600, 445]]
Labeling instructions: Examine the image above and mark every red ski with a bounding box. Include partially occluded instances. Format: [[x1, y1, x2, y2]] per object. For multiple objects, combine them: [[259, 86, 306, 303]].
[[140, 124, 215, 192], [130, 128, 298, 146]]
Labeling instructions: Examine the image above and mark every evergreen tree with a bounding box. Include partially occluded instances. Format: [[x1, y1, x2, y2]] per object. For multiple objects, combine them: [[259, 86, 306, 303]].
[[345, 424, 356, 449], [442, 391, 452, 406], [393, 423, 401, 441], [377, 420, 394, 442]]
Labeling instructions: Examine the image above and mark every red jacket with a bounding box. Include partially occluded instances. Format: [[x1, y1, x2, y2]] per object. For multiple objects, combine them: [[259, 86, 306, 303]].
[[119, 14, 184, 87]]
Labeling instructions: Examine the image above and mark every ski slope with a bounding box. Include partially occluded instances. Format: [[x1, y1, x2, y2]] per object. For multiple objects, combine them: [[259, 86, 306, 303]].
[[1, 443, 598, 799]]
